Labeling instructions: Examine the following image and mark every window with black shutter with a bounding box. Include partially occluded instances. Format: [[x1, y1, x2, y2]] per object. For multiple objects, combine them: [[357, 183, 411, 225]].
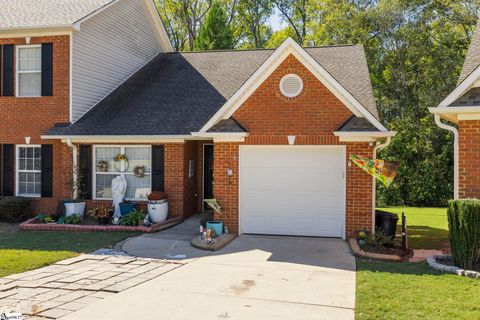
[[152, 145, 165, 191]]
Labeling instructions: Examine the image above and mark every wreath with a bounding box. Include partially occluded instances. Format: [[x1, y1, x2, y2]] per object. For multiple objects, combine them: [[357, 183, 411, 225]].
[[113, 153, 129, 172], [133, 165, 146, 178], [97, 160, 109, 172]]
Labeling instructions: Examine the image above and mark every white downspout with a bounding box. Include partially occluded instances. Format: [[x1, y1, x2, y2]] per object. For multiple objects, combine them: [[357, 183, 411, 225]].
[[372, 136, 392, 232], [66, 139, 78, 200], [434, 114, 459, 200]]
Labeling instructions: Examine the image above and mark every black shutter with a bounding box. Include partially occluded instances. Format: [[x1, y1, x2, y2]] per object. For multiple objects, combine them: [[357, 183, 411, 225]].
[[2, 44, 14, 96], [152, 145, 165, 191], [41, 43, 53, 96], [0, 144, 3, 195], [2, 144, 14, 196], [79, 145, 92, 199], [0, 46, 2, 97], [41, 145, 53, 198]]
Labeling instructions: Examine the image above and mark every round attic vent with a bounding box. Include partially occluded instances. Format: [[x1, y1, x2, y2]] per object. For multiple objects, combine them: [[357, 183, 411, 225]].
[[279, 74, 303, 98]]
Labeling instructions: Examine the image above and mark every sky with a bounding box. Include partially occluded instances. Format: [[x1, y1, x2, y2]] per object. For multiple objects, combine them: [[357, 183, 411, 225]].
[[268, 9, 285, 32]]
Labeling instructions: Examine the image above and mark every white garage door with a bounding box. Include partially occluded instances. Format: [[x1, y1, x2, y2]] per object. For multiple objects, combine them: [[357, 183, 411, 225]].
[[239, 146, 346, 238]]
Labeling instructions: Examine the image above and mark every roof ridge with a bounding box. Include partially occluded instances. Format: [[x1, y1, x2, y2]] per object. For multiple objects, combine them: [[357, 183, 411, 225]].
[[168, 44, 358, 55]]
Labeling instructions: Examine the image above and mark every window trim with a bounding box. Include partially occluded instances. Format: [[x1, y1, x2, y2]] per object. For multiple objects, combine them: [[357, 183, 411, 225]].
[[16, 144, 42, 198], [16, 44, 42, 98], [92, 145, 152, 201]]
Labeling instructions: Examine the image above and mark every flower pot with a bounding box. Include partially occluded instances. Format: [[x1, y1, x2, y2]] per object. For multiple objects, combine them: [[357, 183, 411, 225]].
[[206, 220, 223, 236], [148, 200, 168, 223], [119, 202, 136, 216], [64, 202, 86, 217]]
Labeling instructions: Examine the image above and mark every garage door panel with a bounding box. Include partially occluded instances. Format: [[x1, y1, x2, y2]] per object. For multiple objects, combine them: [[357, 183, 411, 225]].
[[242, 168, 342, 193], [240, 146, 345, 238], [241, 191, 343, 215]]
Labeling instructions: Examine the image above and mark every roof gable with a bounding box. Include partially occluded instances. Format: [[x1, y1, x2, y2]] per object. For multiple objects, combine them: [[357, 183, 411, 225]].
[[199, 38, 386, 133]]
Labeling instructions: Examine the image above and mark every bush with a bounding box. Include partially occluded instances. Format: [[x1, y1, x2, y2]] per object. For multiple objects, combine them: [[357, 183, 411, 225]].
[[447, 199, 480, 269], [120, 209, 145, 226], [0, 197, 32, 223]]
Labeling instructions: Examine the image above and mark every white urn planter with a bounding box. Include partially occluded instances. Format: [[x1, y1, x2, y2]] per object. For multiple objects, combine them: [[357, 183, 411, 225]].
[[148, 200, 168, 223], [65, 202, 86, 217]]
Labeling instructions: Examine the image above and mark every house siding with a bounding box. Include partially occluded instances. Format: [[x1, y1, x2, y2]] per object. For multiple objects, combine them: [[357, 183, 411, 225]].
[[213, 54, 374, 238], [458, 120, 480, 198], [0, 36, 72, 213], [71, 0, 166, 122]]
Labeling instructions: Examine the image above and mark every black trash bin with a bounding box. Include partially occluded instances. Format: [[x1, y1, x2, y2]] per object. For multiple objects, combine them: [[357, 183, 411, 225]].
[[375, 211, 399, 239]]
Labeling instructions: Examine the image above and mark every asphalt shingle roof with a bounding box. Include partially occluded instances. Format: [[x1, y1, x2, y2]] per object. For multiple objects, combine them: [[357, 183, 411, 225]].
[[47, 45, 381, 136], [337, 116, 379, 132], [458, 20, 480, 85], [0, 0, 114, 30], [449, 86, 480, 107]]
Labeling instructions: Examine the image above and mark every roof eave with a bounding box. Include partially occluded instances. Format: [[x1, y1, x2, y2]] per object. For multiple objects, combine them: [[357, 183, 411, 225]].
[[0, 26, 76, 38], [333, 131, 396, 142]]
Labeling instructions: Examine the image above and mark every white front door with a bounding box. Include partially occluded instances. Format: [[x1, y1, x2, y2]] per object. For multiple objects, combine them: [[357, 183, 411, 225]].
[[239, 146, 346, 238]]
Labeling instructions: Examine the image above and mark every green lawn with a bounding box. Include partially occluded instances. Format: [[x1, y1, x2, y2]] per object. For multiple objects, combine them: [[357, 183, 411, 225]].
[[357, 207, 480, 319], [378, 207, 448, 250], [356, 260, 480, 319], [0, 231, 137, 277]]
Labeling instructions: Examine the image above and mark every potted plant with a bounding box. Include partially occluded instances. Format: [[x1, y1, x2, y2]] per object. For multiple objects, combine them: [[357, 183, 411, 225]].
[[147, 191, 168, 223], [119, 200, 136, 216], [88, 206, 113, 225]]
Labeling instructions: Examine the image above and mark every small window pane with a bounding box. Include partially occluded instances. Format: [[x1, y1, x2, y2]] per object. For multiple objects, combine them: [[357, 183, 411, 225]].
[[18, 73, 41, 97]]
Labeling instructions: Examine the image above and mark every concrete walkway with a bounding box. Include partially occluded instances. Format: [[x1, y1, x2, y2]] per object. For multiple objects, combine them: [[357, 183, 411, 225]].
[[0, 254, 182, 319], [121, 215, 214, 260], [66, 233, 356, 319]]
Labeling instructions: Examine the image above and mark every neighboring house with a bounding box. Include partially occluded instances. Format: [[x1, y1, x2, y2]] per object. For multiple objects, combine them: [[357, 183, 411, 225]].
[[0, 0, 172, 212], [1, 1, 395, 238], [430, 20, 480, 200]]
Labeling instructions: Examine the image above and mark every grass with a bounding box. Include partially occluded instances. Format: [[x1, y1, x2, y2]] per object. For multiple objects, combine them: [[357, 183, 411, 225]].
[[356, 207, 480, 319], [0, 231, 137, 277], [356, 259, 480, 319], [378, 207, 448, 250]]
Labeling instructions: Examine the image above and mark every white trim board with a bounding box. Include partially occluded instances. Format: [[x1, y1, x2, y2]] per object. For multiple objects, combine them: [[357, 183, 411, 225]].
[[199, 37, 387, 133], [438, 65, 480, 108]]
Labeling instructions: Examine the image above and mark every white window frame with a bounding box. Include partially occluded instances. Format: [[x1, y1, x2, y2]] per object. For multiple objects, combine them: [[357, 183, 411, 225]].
[[92, 145, 152, 201], [16, 144, 42, 198], [16, 44, 42, 98]]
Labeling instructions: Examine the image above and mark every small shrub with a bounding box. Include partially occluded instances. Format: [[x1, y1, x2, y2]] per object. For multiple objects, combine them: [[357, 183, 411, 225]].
[[0, 197, 32, 223], [447, 199, 480, 269], [366, 229, 394, 248], [64, 214, 82, 224], [120, 209, 145, 226]]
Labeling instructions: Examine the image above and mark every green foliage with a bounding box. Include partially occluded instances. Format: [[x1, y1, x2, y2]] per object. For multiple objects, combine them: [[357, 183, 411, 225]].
[[64, 214, 82, 225], [447, 199, 480, 269], [195, 1, 234, 50], [120, 209, 146, 226], [0, 197, 31, 223], [366, 229, 394, 248]]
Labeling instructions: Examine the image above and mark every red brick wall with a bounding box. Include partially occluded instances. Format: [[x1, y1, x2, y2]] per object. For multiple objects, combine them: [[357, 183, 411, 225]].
[[214, 54, 373, 237], [459, 120, 480, 198], [183, 140, 198, 218], [0, 36, 71, 213]]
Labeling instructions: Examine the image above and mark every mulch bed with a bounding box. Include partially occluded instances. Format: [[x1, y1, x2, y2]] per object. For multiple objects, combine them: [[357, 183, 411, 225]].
[[361, 244, 413, 261], [20, 216, 183, 233]]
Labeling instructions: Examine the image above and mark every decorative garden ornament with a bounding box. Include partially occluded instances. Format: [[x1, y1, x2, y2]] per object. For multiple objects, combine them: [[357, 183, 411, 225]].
[[112, 174, 127, 218]]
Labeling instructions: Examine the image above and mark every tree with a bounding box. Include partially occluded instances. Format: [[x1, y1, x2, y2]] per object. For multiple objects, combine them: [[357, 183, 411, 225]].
[[237, 0, 273, 48], [194, 1, 234, 50], [273, 0, 310, 45]]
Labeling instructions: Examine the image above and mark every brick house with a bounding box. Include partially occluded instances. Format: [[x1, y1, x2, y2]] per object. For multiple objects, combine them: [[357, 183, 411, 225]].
[[430, 20, 480, 200], [1, 0, 394, 239]]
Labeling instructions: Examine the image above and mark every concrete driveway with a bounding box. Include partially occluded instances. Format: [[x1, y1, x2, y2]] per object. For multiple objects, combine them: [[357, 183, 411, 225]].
[[65, 235, 356, 320]]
